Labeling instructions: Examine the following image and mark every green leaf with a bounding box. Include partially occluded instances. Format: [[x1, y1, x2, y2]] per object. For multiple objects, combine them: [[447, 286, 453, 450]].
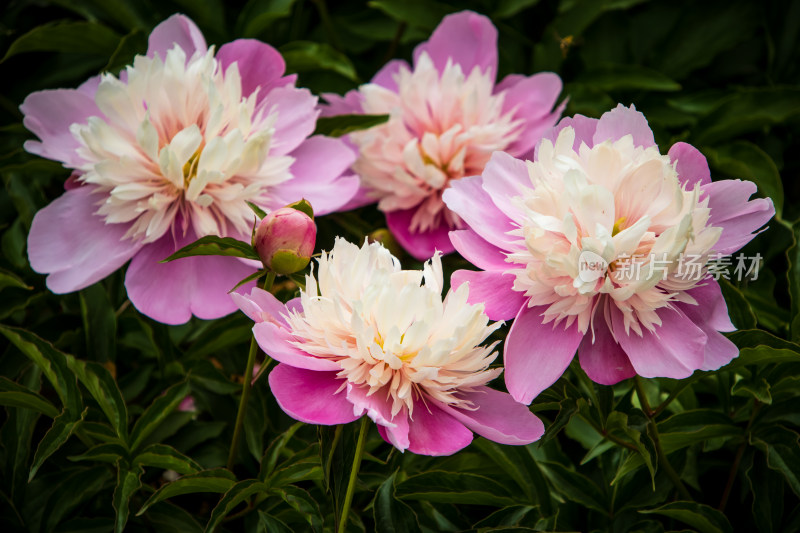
[[732, 376, 772, 404], [204, 479, 270, 532], [237, 0, 299, 38], [704, 141, 784, 217], [272, 485, 323, 532], [41, 466, 113, 532], [229, 269, 267, 292], [374, 471, 421, 533], [30, 408, 88, 481], [258, 512, 293, 533], [281, 41, 359, 81], [66, 358, 128, 441], [751, 426, 800, 497], [286, 198, 314, 219], [160, 235, 259, 262], [129, 380, 190, 451], [0, 268, 31, 292], [69, 443, 130, 464], [113, 465, 143, 533], [538, 461, 607, 514], [133, 444, 202, 474], [396, 471, 520, 507], [143, 502, 204, 533], [728, 330, 800, 368], [718, 279, 758, 330], [246, 201, 267, 219], [80, 283, 117, 363], [0, 381, 60, 418], [640, 501, 733, 533], [313, 114, 390, 137], [493, 0, 541, 19], [606, 411, 657, 486], [576, 64, 681, 92], [137, 469, 236, 516], [1, 21, 121, 62], [368, 0, 453, 30], [788, 221, 800, 342], [473, 440, 552, 512]]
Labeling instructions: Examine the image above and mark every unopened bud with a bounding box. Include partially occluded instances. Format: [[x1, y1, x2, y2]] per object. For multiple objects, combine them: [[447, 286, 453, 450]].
[[254, 207, 316, 275]]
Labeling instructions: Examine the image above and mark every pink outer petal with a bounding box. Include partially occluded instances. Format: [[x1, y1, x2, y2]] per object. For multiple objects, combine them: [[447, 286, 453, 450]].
[[230, 286, 291, 326], [578, 316, 635, 386], [320, 90, 364, 117], [499, 73, 564, 158], [678, 279, 735, 332], [593, 104, 656, 148], [268, 364, 359, 425], [611, 306, 706, 379], [385, 209, 455, 261], [406, 397, 473, 456], [21, 89, 101, 167], [703, 180, 775, 255], [269, 136, 358, 215], [28, 187, 142, 293], [146, 14, 207, 60], [347, 384, 410, 451], [413, 11, 498, 78], [504, 305, 585, 404], [371, 59, 408, 92], [668, 142, 711, 187], [481, 151, 530, 222], [253, 321, 341, 371], [451, 269, 525, 321], [263, 85, 319, 157], [216, 39, 287, 103], [697, 325, 739, 371], [450, 229, 509, 270], [536, 114, 599, 157], [438, 386, 545, 445], [124, 230, 257, 325], [442, 176, 516, 249]]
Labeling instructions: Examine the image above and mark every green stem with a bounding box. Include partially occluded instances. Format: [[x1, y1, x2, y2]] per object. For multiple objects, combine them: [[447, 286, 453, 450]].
[[227, 272, 276, 471], [718, 401, 761, 511], [634, 377, 692, 501], [337, 417, 368, 533]]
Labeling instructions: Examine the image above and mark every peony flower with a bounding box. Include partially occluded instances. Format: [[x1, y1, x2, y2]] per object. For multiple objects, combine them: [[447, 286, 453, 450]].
[[23, 14, 358, 324], [232, 238, 543, 455], [254, 205, 316, 274], [442, 105, 775, 404], [322, 11, 563, 260]]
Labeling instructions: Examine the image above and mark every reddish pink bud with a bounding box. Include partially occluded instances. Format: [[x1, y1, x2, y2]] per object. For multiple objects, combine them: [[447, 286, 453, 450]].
[[254, 207, 316, 275]]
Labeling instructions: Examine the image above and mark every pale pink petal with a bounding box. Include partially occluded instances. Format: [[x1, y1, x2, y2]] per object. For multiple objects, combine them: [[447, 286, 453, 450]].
[[21, 89, 101, 167], [263, 85, 319, 156], [231, 287, 291, 326], [439, 386, 544, 445], [285, 296, 302, 314], [347, 384, 410, 451], [413, 11, 498, 77], [27, 187, 142, 293], [268, 364, 359, 425], [406, 397, 473, 456], [668, 142, 711, 187], [481, 151, 531, 221], [77, 75, 102, 98], [449, 229, 509, 270], [146, 14, 206, 60], [451, 269, 525, 321], [500, 72, 563, 157], [536, 114, 599, 156], [372, 59, 408, 91], [704, 180, 775, 255], [697, 324, 739, 371], [612, 306, 706, 379], [504, 305, 585, 404], [442, 176, 516, 248], [578, 317, 635, 385], [320, 90, 364, 117], [679, 280, 735, 332], [592, 104, 655, 148], [385, 209, 455, 261], [216, 39, 287, 102], [253, 321, 341, 371], [125, 230, 256, 325]]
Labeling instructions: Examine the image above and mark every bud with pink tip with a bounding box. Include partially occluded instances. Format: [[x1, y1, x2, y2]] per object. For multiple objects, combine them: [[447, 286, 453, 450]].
[[254, 201, 316, 275]]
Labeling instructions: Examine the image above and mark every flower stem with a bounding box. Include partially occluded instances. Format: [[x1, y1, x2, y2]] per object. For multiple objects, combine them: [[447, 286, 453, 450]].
[[634, 376, 692, 501], [337, 416, 368, 533], [227, 271, 276, 471], [718, 401, 761, 511]]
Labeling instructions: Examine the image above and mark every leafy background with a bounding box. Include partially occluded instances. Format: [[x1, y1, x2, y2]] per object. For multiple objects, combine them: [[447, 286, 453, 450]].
[[1, 0, 800, 531]]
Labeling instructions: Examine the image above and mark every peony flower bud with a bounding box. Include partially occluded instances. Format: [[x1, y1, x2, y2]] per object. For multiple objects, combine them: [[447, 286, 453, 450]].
[[254, 207, 316, 275]]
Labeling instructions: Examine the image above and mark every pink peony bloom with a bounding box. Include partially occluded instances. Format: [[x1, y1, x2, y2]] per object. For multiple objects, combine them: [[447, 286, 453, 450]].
[[322, 11, 563, 260], [442, 105, 775, 404], [232, 238, 544, 455], [23, 14, 358, 324]]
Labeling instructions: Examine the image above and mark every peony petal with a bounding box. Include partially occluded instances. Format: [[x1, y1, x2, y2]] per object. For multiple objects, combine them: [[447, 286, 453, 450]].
[[592, 104, 655, 148], [146, 14, 206, 60], [612, 306, 706, 379], [268, 364, 359, 425], [372, 59, 408, 91], [264, 85, 319, 156], [704, 180, 775, 255], [216, 39, 287, 102], [450, 229, 509, 270], [231, 286, 291, 326], [125, 230, 257, 325], [413, 11, 498, 78], [668, 142, 711, 187], [21, 89, 101, 167], [537, 114, 599, 157], [442, 176, 516, 249], [679, 279, 735, 332], [481, 151, 531, 221], [385, 208, 455, 261], [578, 317, 635, 385], [451, 269, 525, 321], [504, 305, 585, 404], [697, 325, 739, 371], [406, 397, 473, 456], [320, 90, 364, 117], [499, 72, 564, 157], [253, 321, 341, 371], [28, 187, 142, 293], [439, 386, 544, 445], [347, 384, 410, 451]]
